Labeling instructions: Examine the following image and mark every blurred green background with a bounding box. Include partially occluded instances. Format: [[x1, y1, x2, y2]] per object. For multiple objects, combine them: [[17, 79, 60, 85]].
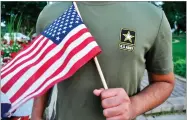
[[1, 1, 186, 78]]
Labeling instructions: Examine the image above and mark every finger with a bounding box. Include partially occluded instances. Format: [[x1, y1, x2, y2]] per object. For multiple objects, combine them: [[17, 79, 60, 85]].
[[103, 103, 125, 118], [93, 88, 105, 96], [106, 114, 127, 120], [102, 96, 123, 108], [101, 88, 125, 100]]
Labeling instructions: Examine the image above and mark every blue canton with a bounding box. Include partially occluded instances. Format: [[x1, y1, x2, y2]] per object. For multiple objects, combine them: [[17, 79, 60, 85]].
[[41, 4, 83, 45]]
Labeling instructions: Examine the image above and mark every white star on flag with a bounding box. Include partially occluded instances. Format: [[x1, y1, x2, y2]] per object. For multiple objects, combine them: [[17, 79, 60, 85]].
[[57, 32, 61, 35], [56, 36, 60, 41]]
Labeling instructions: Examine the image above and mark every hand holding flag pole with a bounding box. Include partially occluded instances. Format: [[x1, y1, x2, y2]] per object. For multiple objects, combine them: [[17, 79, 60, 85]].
[[73, 2, 108, 89]]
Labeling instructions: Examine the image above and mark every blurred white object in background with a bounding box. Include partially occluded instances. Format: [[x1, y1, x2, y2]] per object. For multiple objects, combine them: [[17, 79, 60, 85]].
[[3, 33, 30, 44], [1, 21, 6, 27]]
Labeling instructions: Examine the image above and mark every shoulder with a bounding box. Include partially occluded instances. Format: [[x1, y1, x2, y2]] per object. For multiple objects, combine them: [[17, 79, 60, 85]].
[[36, 2, 72, 34], [126, 2, 163, 20], [133, 2, 171, 33], [122, 2, 167, 37], [118, 2, 165, 32]]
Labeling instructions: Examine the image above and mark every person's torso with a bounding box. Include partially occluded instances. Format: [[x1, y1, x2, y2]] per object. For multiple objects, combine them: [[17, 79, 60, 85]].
[[38, 2, 162, 120]]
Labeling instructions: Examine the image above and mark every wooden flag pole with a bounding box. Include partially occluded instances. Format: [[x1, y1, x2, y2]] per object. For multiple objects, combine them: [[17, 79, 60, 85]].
[[93, 57, 108, 89], [73, 2, 108, 89]]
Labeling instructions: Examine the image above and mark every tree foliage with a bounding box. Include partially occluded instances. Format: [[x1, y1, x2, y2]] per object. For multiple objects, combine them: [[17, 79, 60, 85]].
[[1, 2, 47, 34], [162, 2, 186, 31]]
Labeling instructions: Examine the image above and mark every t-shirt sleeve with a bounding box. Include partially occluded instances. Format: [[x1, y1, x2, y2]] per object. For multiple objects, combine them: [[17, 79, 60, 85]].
[[145, 11, 173, 74], [35, 4, 53, 35], [35, 7, 47, 35], [35, 14, 43, 35]]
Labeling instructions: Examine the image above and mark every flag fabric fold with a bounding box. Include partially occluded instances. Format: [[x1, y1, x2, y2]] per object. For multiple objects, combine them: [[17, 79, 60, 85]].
[[1, 3, 101, 114], [1, 91, 12, 118]]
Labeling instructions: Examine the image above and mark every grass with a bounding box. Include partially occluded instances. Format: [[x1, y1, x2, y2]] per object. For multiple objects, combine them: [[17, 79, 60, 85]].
[[172, 33, 186, 62], [7, 14, 17, 40], [172, 33, 186, 78]]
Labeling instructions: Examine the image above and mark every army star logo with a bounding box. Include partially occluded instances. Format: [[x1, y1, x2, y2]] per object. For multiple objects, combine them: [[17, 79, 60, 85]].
[[123, 31, 134, 43], [119, 28, 136, 52]]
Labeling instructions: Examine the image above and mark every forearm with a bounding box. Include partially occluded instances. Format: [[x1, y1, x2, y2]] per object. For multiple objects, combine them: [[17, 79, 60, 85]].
[[130, 75, 175, 118], [31, 92, 48, 120]]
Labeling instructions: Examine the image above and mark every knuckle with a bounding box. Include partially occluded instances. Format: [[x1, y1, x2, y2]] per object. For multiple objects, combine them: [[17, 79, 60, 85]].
[[119, 96, 126, 102], [101, 92, 105, 99], [118, 88, 126, 96], [119, 96, 128, 103], [103, 109, 108, 117], [101, 90, 109, 98], [121, 95, 130, 103], [125, 97, 130, 103], [102, 100, 108, 108], [118, 88, 125, 92]]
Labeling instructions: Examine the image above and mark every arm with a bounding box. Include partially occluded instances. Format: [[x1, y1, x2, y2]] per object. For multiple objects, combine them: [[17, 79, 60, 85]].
[[31, 93, 48, 120], [130, 10, 175, 118], [94, 72, 175, 120], [130, 72, 175, 118]]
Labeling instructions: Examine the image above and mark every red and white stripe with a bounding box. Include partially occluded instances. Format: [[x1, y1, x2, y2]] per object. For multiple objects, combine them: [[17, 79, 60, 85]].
[[1, 24, 101, 112]]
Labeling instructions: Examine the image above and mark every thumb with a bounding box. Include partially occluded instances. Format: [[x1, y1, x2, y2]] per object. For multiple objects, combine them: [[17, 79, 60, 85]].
[[93, 88, 105, 96]]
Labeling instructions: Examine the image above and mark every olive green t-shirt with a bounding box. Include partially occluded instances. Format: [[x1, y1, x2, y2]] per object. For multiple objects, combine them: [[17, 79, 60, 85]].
[[36, 2, 173, 120]]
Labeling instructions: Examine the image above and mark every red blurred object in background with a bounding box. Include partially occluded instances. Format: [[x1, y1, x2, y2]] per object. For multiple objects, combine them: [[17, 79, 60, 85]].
[[1, 50, 4, 56], [3, 57, 12, 63], [11, 52, 18, 59], [21, 43, 28, 49], [10, 40, 14, 46]]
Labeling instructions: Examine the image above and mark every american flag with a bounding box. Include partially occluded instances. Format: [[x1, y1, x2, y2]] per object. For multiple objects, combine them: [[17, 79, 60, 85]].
[[1, 4, 101, 114]]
